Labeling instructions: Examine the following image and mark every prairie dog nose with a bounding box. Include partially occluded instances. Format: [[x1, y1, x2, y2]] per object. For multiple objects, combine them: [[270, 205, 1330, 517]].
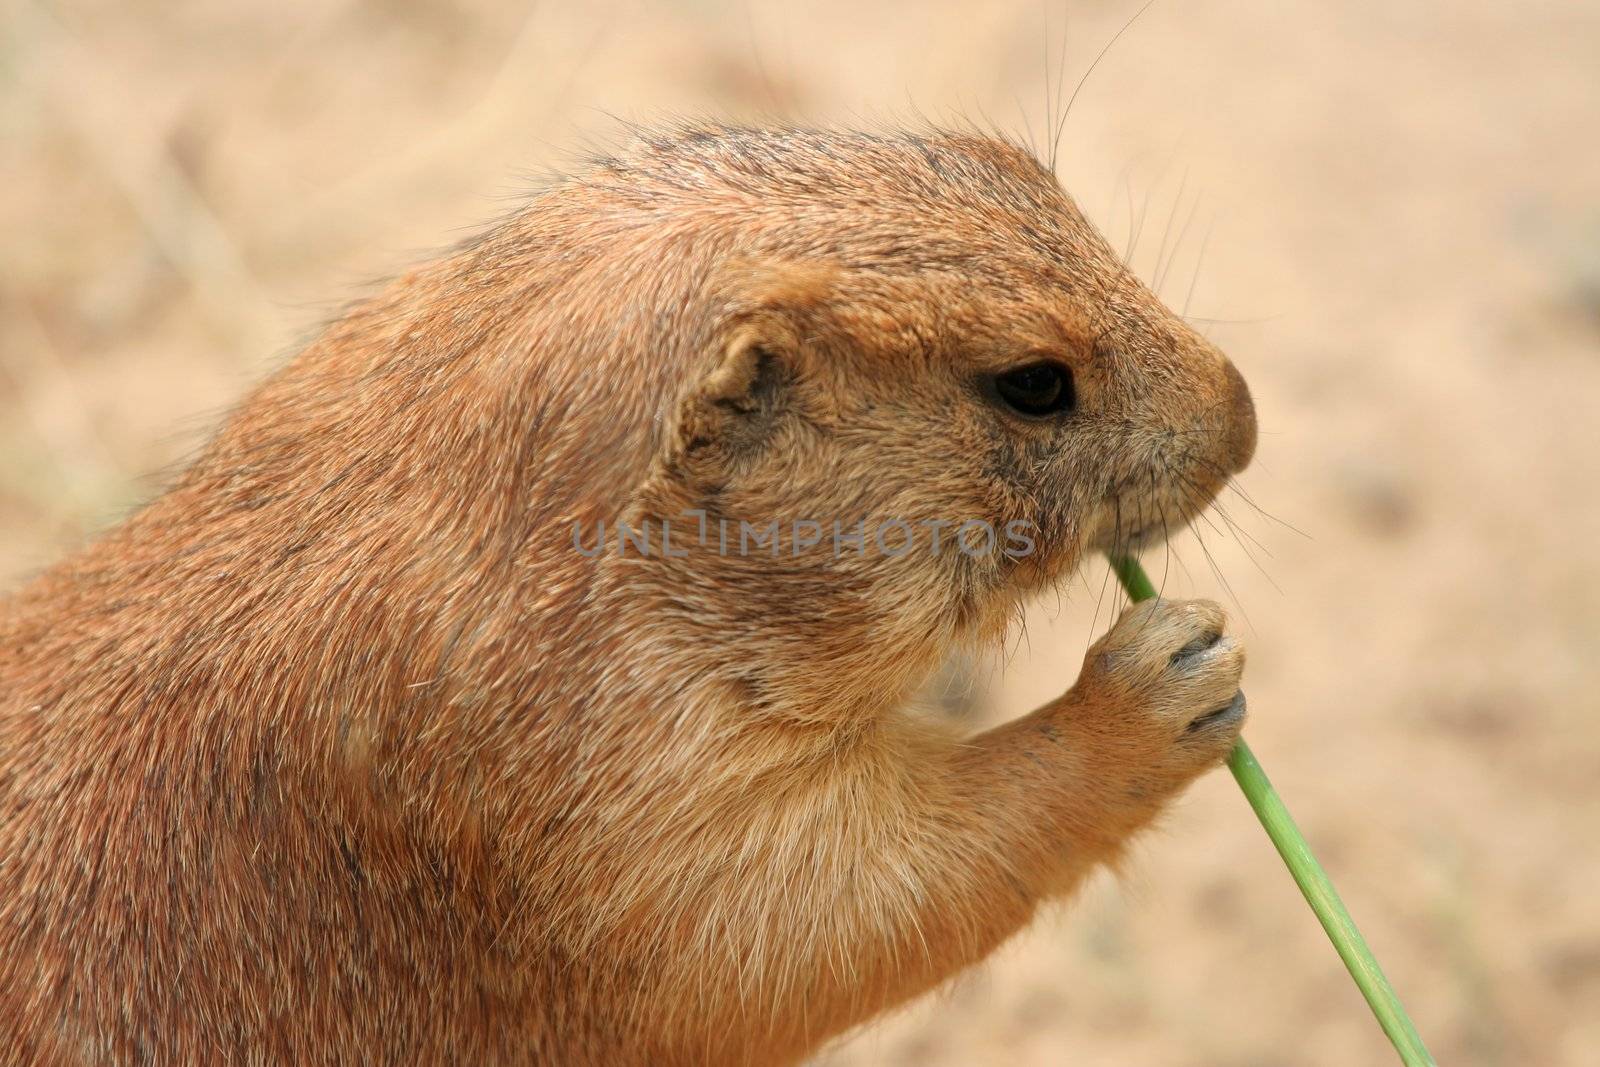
[[1220, 359, 1257, 473]]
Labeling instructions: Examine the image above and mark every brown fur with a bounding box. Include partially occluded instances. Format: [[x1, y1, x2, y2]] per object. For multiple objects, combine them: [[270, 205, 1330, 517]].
[[0, 125, 1257, 1065]]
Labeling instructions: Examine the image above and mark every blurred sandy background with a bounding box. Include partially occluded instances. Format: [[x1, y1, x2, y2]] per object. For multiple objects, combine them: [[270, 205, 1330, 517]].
[[3, 1, 1598, 1063]]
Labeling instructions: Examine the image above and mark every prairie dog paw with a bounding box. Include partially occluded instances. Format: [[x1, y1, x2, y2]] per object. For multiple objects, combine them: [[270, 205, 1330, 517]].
[[1078, 597, 1247, 774]]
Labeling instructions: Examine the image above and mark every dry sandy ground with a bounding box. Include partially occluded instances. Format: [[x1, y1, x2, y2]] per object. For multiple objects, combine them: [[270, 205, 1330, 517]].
[[3, 1, 1598, 1063]]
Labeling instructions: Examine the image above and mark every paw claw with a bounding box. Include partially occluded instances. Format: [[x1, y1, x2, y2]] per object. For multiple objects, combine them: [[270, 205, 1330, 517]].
[[1170, 629, 1223, 666], [1185, 690, 1247, 734]]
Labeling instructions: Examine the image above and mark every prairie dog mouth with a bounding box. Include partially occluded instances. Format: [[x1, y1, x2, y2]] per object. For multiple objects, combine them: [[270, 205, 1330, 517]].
[[1093, 518, 1175, 556], [1086, 449, 1239, 557], [1109, 522, 1171, 552], [1087, 481, 1213, 556]]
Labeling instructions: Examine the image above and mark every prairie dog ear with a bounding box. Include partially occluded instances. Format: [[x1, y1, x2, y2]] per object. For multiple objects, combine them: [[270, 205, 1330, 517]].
[[673, 327, 791, 472], [669, 260, 836, 475]]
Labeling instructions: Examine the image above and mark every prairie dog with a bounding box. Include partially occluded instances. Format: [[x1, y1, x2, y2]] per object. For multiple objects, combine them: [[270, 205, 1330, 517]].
[[0, 125, 1257, 1065]]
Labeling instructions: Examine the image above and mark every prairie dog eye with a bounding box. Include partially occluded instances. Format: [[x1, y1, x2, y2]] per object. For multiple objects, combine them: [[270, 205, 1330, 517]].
[[991, 361, 1075, 418]]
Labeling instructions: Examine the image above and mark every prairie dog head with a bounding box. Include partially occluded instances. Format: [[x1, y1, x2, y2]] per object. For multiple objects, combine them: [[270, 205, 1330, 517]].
[[586, 127, 1257, 712]]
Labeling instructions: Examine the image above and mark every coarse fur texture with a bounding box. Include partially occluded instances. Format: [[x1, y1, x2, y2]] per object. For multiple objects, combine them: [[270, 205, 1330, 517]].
[[0, 124, 1257, 1065]]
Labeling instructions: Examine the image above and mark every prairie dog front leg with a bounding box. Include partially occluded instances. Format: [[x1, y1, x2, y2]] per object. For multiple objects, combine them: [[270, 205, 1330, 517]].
[[658, 598, 1247, 1062]]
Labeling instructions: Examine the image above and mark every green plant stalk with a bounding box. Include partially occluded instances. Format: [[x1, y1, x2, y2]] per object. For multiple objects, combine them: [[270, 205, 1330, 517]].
[[1108, 554, 1435, 1067]]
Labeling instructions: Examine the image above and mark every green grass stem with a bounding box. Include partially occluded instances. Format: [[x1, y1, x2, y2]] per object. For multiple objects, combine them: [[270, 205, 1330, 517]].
[[1108, 554, 1435, 1067]]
